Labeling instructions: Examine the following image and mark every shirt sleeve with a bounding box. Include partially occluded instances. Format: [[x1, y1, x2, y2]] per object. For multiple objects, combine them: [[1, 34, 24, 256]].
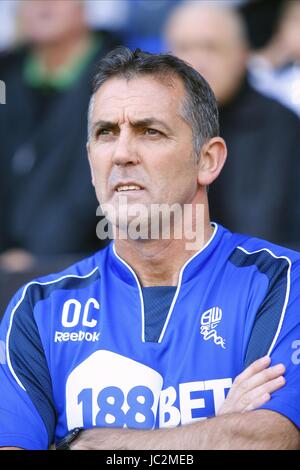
[[0, 285, 56, 449], [259, 260, 300, 428]]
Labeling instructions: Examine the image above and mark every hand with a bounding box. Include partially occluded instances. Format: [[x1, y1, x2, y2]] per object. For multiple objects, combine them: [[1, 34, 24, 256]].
[[217, 355, 285, 415]]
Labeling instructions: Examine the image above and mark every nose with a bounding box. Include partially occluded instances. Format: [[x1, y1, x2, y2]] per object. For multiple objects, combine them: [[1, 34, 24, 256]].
[[112, 129, 140, 166]]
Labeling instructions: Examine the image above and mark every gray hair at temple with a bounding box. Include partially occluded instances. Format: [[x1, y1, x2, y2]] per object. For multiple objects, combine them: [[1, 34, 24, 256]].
[[87, 47, 219, 161]]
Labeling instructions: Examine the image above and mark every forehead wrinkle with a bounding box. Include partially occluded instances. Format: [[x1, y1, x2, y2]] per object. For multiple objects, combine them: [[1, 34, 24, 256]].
[[93, 109, 187, 133], [92, 76, 188, 129], [94, 100, 179, 124], [94, 74, 184, 108]]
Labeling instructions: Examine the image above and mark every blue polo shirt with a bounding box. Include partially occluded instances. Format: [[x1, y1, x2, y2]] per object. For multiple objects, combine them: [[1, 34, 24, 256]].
[[0, 223, 299, 449]]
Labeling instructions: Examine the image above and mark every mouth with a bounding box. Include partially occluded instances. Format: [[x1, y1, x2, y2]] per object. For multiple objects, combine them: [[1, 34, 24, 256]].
[[115, 183, 144, 193]]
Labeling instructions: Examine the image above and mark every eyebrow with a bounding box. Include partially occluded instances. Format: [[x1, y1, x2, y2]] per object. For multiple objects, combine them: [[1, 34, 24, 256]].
[[92, 120, 118, 134], [92, 118, 173, 135]]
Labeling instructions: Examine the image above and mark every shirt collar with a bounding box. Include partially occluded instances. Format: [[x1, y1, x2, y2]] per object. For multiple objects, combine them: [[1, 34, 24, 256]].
[[107, 223, 225, 287]]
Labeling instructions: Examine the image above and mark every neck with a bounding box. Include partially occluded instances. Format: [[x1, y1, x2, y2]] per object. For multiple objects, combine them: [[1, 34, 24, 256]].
[[114, 197, 213, 287], [33, 30, 92, 74]]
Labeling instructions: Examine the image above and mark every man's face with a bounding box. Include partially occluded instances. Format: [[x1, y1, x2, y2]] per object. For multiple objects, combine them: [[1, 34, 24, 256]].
[[166, 6, 248, 105], [19, 0, 85, 45], [88, 75, 199, 229]]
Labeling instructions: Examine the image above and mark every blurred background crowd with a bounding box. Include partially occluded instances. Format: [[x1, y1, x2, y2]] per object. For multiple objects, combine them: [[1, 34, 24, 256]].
[[0, 0, 300, 314]]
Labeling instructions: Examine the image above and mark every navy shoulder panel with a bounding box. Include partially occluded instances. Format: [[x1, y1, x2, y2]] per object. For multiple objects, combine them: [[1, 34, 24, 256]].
[[29, 268, 100, 303], [8, 267, 100, 446], [229, 247, 290, 367], [9, 289, 56, 447]]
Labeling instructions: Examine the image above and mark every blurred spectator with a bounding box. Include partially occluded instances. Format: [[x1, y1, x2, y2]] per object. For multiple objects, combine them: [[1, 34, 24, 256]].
[[165, 1, 300, 247], [0, 0, 18, 51], [248, 0, 300, 117], [0, 0, 119, 273]]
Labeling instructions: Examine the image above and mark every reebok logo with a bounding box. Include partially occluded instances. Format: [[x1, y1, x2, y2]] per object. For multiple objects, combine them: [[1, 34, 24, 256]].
[[200, 307, 226, 349], [54, 330, 100, 343]]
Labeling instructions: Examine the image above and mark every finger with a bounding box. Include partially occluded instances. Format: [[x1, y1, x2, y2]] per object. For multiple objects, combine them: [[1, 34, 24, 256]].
[[241, 363, 285, 394], [242, 376, 285, 412], [234, 356, 271, 385], [247, 375, 285, 404], [225, 356, 272, 401], [229, 362, 285, 403], [243, 392, 271, 412]]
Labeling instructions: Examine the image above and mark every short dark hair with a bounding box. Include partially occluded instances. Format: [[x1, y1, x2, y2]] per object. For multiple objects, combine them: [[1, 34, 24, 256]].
[[88, 47, 219, 158]]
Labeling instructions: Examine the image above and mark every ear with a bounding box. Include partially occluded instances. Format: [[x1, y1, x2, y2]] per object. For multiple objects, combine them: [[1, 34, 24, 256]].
[[86, 142, 95, 187], [197, 137, 227, 186]]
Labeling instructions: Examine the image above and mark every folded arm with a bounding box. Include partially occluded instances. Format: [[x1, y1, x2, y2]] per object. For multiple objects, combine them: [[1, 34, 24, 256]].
[[71, 409, 300, 450], [71, 356, 300, 450]]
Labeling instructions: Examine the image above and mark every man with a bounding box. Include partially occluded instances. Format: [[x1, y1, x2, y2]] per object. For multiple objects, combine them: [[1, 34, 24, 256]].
[[248, 0, 300, 117], [165, 1, 300, 248], [0, 47, 299, 450]]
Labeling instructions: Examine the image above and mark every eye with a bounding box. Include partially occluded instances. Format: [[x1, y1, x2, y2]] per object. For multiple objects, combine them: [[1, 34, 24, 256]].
[[97, 128, 112, 136], [144, 128, 162, 136], [94, 128, 115, 141]]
